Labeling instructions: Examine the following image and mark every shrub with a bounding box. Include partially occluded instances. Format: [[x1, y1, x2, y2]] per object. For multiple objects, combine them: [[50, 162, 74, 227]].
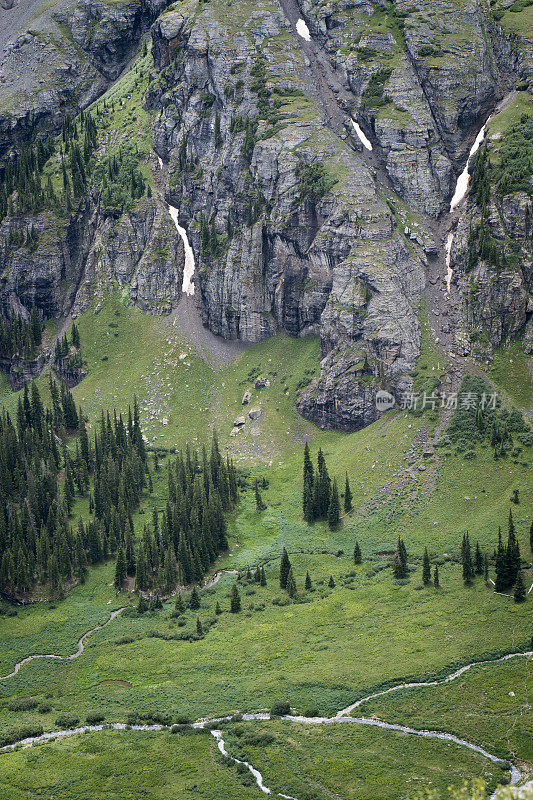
[[0, 724, 43, 747], [296, 162, 337, 202], [55, 713, 80, 729], [37, 703, 52, 714], [86, 712, 105, 725], [270, 701, 291, 716], [7, 697, 38, 712]]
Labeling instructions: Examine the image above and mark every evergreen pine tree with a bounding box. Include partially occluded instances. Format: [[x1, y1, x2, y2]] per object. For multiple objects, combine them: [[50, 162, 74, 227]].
[[474, 542, 484, 575], [514, 572, 526, 603], [114, 546, 126, 589], [353, 540, 362, 565], [303, 442, 314, 522], [280, 547, 291, 589], [254, 479, 266, 511], [196, 616, 204, 636], [137, 594, 147, 614], [305, 571, 312, 590], [175, 593, 185, 614], [260, 566, 266, 586], [230, 583, 241, 612], [393, 537, 408, 579], [286, 567, 297, 598], [328, 478, 340, 528], [461, 533, 474, 585], [433, 564, 440, 587], [422, 547, 431, 585], [328, 575, 335, 588], [344, 473, 352, 512], [254, 565, 261, 582], [189, 586, 200, 610], [215, 601, 222, 614]]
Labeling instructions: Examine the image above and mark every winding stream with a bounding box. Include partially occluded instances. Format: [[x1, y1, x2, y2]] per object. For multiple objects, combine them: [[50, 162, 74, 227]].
[[0, 608, 125, 681], [336, 649, 533, 717], [0, 636, 530, 794]]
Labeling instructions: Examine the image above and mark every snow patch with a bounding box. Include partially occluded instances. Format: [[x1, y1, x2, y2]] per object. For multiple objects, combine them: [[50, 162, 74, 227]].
[[450, 123, 488, 210], [296, 18, 311, 40], [168, 205, 195, 295], [445, 231, 454, 293], [351, 119, 372, 151]]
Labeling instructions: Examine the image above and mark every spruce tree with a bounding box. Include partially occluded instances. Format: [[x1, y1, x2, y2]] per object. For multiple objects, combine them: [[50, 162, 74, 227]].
[[230, 583, 241, 612], [280, 547, 291, 589], [328, 478, 340, 528], [189, 586, 200, 610], [303, 442, 314, 522], [484, 553, 489, 584], [433, 564, 439, 588], [344, 473, 352, 512], [254, 565, 261, 582], [474, 542, 483, 575], [353, 540, 362, 565], [305, 571, 312, 591], [494, 528, 507, 591], [422, 547, 431, 585], [461, 533, 474, 585], [328, 575, 335, 588], [254, 479, 266, 511], [286, 567, 297, 598], [215, 601, 222, 614], [114, 546, 126, 589], [514, 572, 526, 603], [137, 594, 147, 614], [196, 616, 204, 636], [393, 537, 408, 579], [175, 592, 184, 614], [260, 566, 266, 586]]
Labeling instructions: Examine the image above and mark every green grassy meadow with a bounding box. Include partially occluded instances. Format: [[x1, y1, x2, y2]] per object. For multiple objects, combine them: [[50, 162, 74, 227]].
[[0, 291, 531, 798]]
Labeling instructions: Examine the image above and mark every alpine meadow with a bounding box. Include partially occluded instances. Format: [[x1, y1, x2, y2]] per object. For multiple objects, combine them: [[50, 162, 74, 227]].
[[0, 0, 531, 798]]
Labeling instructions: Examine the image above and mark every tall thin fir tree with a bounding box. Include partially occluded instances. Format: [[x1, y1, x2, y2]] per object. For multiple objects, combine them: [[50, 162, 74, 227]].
[[461, 532, 474, 585], [353, 540, 362, 565], [433, 564, 440, 588], [514, 571, 526, 603], [230, 583, 241, 612], [328, 478, 340, 528], [114, 546, 126, 590], [344, 473, 352, 513], [422, 548, 431, 585], [280, 547, 291, 589], [286, 567, 297, 598]]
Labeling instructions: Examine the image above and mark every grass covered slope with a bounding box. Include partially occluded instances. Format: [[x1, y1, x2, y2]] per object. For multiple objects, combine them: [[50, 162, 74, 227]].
[[0, 729, 261, 800]]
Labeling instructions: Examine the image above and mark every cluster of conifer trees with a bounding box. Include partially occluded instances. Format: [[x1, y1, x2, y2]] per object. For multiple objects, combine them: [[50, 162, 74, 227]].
[[302, 443, 351, 528], [0, 139, 55, 224], [53, 323, 80, 363], [0, 309, 42, 361], [0, 385, 149, 599], [115, 434, 238, 595]]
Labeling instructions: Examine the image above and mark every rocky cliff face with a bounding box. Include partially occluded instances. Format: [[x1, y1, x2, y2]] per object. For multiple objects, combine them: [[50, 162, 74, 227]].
[[0, 0, 532, 427], [0, 192, 183, 321], [0, 0, 169, 158], [149, 0, 427, 429]]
